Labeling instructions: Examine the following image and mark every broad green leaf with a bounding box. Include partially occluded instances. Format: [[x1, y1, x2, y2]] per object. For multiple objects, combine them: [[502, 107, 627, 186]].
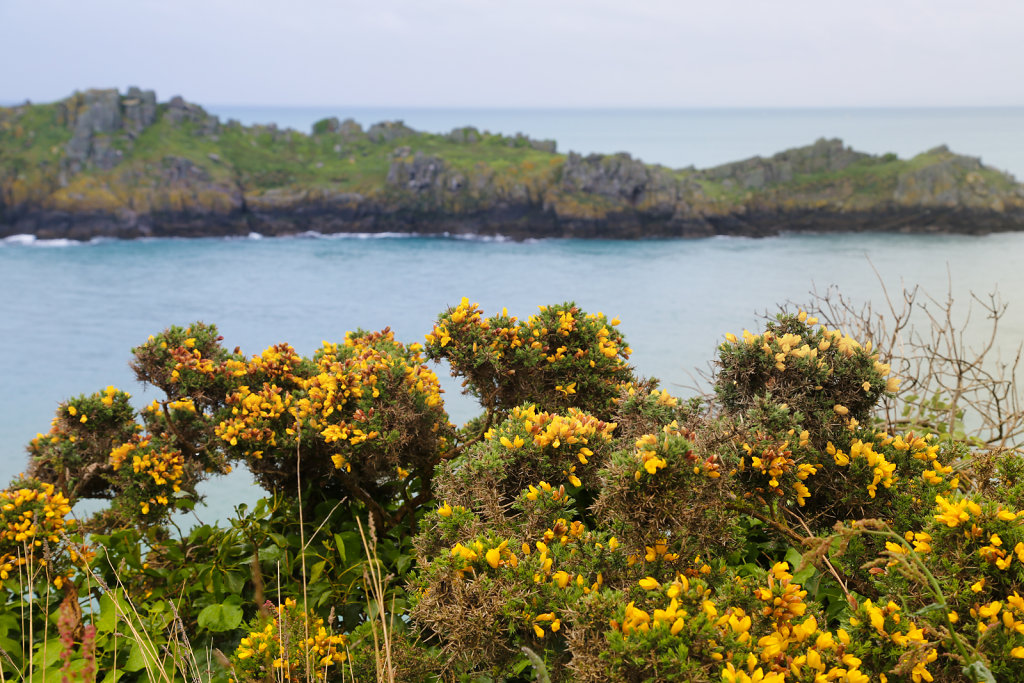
[[784, 547, 815, 584], [124, 641, 151, 673], [197, 601, 244, 632], [99, 669, 124, 683], [309, 559, 326, 585], [97, 592, 118, 632], [31, 638, 64, 668]]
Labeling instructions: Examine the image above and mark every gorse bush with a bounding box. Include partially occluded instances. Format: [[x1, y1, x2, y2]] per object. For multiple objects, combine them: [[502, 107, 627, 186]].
[[7, 299, 1024, 682]]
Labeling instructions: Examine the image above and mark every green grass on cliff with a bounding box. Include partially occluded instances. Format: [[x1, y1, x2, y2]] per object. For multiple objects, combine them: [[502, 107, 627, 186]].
[[0, 103, 72, 183], [2, 92, 1021, 219]]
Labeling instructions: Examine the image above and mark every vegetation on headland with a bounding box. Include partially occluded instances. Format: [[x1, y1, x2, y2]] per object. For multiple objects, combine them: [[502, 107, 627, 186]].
[[2, 88, 1023, 240], [8, 284, 1024, 681]]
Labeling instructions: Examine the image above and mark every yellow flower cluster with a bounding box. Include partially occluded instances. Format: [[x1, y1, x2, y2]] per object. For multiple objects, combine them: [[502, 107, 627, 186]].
[[827, 438, 896, 498], [739, 431, 816, 506], [883, 431, 953, 486], [216, 385, 292, 450], [754, 562, 808, 624], [722, 311, 900, 392], [218, 327, 446, 466], [428, 299, 630, 376], [974, 592, 1024, 655], [488, 405, 616, 487], [933, 494, 981, 528], [632, 420, 721, 482], [99, 384, 127, 406], [425, 298, 484, 350], [109, 439, 186, 515], [930, 494, 1024, 576], [449, 538, 519, 578], [613, 562, 875, 683], [167, 397, 197, 413], [524, 480, 568, 503], [436, 501, 469, 518], [0, 479, 75, 586], [232, 598, 348, 681], [849, 600, 936, 681], [247, 343, 305, 381]]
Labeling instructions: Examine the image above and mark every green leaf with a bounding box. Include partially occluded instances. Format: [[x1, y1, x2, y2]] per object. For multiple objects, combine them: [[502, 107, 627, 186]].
[[30, 638, 64, 669], [197, 601, 244, 632], [224, 570, 246, 594], [963, 661, 997, 683], [0, 636, 20, 660], [124, 641, 151, 673], [28, 658, 87, 683], [912, 602, 947, 617], [99, 669, 124, 683], [96, 592, 120, 632], [261, 544, 284, 564], [334, 533, 347, 563], [309, 559, 326, 585], [784, 547, 815, 584]]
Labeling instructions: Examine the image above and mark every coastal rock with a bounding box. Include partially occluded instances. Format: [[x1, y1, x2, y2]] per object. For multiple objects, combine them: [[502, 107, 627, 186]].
[[386, 152, 446, 191], [530, 138, 557, 153], [338, 119, 365, 141], [164, 96, 219, 136], [63, 89, 124, 171], [561, 152, 665, 204], [446, 127, 480, 144], [505, 132, 557, 153], [367, 121, 415, 143], [891, 148, 1024, 210], [312, 117, 365, 139], [702, 138, 869, 189], [122, 87, 157, 137], [161, 156, 211, 183]]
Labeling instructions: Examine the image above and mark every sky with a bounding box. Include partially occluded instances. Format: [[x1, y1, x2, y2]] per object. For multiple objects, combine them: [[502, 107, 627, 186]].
[[1, 0, 1023, 108]]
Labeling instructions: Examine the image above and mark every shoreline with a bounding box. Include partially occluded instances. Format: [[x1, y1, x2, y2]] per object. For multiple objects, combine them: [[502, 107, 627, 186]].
[[4, 205, 1024, 243]]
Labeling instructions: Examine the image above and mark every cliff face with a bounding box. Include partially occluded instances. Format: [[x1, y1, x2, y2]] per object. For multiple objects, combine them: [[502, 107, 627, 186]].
[[2, 89, 1024, 240]]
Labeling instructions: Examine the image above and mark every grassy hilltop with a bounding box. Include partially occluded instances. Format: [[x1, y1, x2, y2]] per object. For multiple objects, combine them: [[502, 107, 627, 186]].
[[2, 88, 1023, 239]]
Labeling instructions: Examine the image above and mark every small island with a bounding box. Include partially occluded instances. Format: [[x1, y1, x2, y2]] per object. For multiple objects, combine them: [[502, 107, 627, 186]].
[[2, 88, 1023, 240]]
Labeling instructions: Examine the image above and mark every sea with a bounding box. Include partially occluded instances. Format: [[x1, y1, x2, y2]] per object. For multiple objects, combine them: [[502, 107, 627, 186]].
[[2, 106, 1024, 525]]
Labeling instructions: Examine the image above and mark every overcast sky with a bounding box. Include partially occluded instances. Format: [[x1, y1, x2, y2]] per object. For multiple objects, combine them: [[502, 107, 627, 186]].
[[2, 0, 1022, 107]]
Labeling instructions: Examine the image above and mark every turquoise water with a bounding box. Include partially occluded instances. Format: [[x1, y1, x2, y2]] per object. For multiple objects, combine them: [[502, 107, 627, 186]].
[[206, 106, 1024, 179], [4, 231, 1024, 522]]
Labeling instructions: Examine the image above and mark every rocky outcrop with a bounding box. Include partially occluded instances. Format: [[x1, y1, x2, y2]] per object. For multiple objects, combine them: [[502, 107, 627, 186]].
[[559, 152, 690, 213], [701, 138, 870, 190], [4, 89, 1024, 242], [311, 117, 365, 140], [446, 127, 481, 144], [63, 89, 127, 172], [894, 147, 1024, 210], [386, 152, 447, 192], [122, 87, 157, 137], [367, 121, 415, 143]]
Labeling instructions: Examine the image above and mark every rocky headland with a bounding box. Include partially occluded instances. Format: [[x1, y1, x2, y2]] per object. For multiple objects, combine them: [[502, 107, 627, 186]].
[[2, 88, 1023, 240]]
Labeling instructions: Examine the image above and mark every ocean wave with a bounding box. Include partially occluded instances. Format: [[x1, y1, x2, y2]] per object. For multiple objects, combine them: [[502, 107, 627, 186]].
[[1, 229, 540, 246], [1, 234, 82, 248], [286, 230, 523, 243]]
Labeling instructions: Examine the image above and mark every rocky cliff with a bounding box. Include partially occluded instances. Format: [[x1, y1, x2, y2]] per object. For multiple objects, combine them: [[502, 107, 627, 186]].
[[2, 89, 1023, 240]]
